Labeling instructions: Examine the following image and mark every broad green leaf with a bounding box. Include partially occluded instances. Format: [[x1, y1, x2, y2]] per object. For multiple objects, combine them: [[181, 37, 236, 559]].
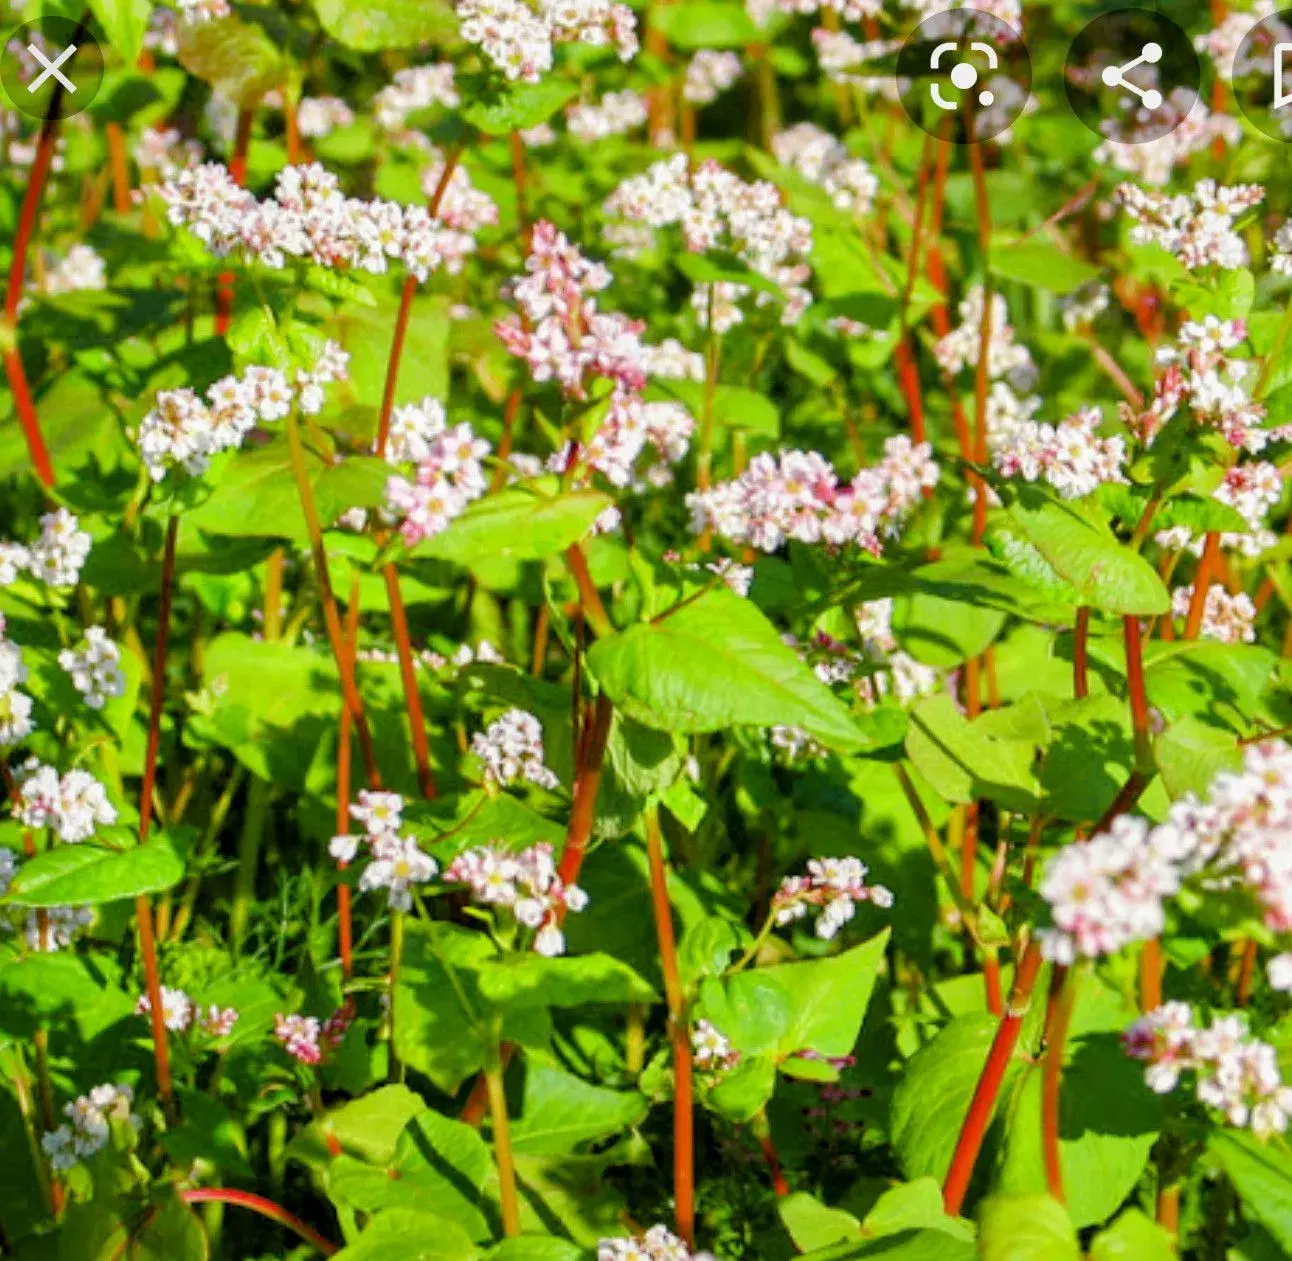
[[588, 588, 868, 751], [161, 1091, 253, 1178], [1002, 492, 1170, 616], [992, 241, 1101, 295], [510, 1062, 648, 1156], [1208, 1131, 1292, 1252], [418, 486, 612, 566], [799, 1232, 974, 1260], [313, 0, 457, 50], [1155, 716, 1241, 800], [892, 559, 1008, 666], [977, 1194, 1079, 1261], [176, 14, 284, 107], [654, 380, 779, 437], [477, 952, 657, 1009], [332, 295, 449, 409], [1089, 1210, 1174, 1261], [460, 78, 579, 135], [862, 1178, 974, 1241], [676, 249, 781, 297], [650, 1, 759, 47], [5, 832, 186, 906], [333, 1209, 479, 1260], [1035, 694, 1132, 824], [779, 1192, 861, 1251], [289, 1084, 425, 1170], [88, 0, 153, 64], [485, 1241, 583, 1261]]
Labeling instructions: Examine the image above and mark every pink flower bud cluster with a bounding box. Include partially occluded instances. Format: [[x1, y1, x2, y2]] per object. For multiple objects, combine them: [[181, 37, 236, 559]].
[[771, 123, 878, 215], [1117, 180, 1264, 270], [1136, 318, 1270, 453], [444, 841, 588, 956], [0, 508, 92, 589], [274, 1003, 355, 1066], [372, 65, 459, 133], [159, 161, 489, 283], [59, 627, 126, 711], [567, 90, 648, 142], [41, 1083, 139, 1172], [1170, 583, 1257, 643], [598, 1225, 714, 1261], [605, 155, 814, 326], [683, 51, 744, 105], [136, 986, 238, 1037], [13, 758, 117, 843], [455, 0, 638, 84], [139, 346, 349, 482], [1125, 1002, 1292, 1137], [330, 790, 438, 910], [692, 1019, 740, 1072], [382, 407, 491, 546], [471, 708, 560, 790], [773, 856, 894, 940], [0, 616, 33, 748], [991, 405, 1128, 500], [686, 436, 937, 554]]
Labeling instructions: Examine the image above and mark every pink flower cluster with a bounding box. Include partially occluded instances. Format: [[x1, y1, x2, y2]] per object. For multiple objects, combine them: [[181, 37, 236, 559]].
[[444, 841, 588, 956], [470, 708, 560, 790], [330, 790, 438, 910], [1117, 181, 1264, 270], [274, 1002, 355, 1066], [13, 758, 116, 843], [1170, 583, 1257, 643], [1042, 741, 1292, 963], [605, 155, 814, 327], [1125, 1002, 1292, 1137], [598, 1225, 712, 1261], [772, 857, 894, 940], [455, 0, 637, 83], [991, 405, 1128, 500], [159, 162, 490, 283], [139, 346, 348, 482], [686, 436, 936, 554], [136, 986, 238, 1037]]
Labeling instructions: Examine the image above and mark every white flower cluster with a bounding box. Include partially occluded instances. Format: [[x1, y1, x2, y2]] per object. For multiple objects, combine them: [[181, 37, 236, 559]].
[[1170, 583, 1257, 644], [991, 405, 1128, 500], [771, 123, 878, 216], [1196, 2, 1282, 81], [598, 1226, 713, 1261], [683, 51, 744, 105], [13, 759, 116, 843], [810, 29, 902, 97], [455, 0, 638, 84], [136, 986, 238, 1037], [1118, 180, 1264, 270], [41, 1083, 139, 1172], [567, 90, 648, 141], [138, 345, 349, 482], [686, 436, 937, 554], [0, 508, 92, 589], [605, 155, 814, 327], [471, 708, 560, 790], [852, 598, 941, 707], [1138, 317, 1271, 453], [692, 1019, 740, 1072], [1125, 1003, 1292, 1138], [418, 156, 500, 241], [382, 400, 491, 547], [1042, 741, 1292, 963], [330, 791, 437, 911], [35, 244, 106, 297], [772, 856, 894, 940], [133, 127, 204, 182], [1096, 95, 1238, 186], [444, 841, 588, 956], [175, 0, 231, 23], [59, 627, 126, 711], [297, 96, 356, 139], [0, 616, 33, 748], [1059, 283, 1110, 332], [373, 65, 459, 133], [935, 285, 1035, 380], [159, 161, 488, 283]]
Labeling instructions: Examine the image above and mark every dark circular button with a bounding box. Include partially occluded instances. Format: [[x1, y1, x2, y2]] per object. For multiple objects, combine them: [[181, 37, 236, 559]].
[[1229, 10, 1292, 143], [1064, 9, 1201, 145], [895, 9, 1031, 146], [1, 17, 106, 122]]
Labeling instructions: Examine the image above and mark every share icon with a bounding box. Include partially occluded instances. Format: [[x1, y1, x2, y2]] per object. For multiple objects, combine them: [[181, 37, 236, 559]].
[[1100, 41, 1164, 110]]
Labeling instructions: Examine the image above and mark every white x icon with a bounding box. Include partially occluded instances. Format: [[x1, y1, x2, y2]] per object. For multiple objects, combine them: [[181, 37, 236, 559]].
[[27, 42, 76, 94]]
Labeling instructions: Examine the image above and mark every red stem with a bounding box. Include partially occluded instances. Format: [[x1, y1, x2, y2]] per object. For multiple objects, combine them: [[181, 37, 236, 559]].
[[180, 1189, 338, 1255], [942, 940, 1044, 1215], [1183, 532, 1221, 641], [383, 566, 436, 799], [557, 693, 614, 887]]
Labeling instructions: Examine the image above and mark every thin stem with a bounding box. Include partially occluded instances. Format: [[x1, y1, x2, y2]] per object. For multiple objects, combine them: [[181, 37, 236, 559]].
[[180, 1189, 338, 1256], [214, 108, 255, 336], [230, 777, 272, 953], [562, 544, 613, 639], [383, 564, 436, 799], [1183, 532, 1221, 641], [696, 320, 722, 491], [753, 1107, 790, 1197], [1041, 965, 1079, 1204], [942, 939, 1044, 1215], [646, 806, 694, 1248], [336, 587, 358, 980], [1124, 615, 1151, 768], [104, 123, 132, 214], [388, 911, 405, 1084], [895, 134, 934, 444], [376, 278, 418, 459], [557, 694, 614, 886], [485, 1035, 522, 1237], [1073, 608, 1090, 699]]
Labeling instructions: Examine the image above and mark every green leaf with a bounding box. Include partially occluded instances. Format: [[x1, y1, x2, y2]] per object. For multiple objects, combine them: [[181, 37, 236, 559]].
[[1001, 491, 1169, 616], [1089, 1210, 1174, 1261], [332, 295, 449, 409], [289, 1084, 426, 1170], [799, 1232, 974, 1260], [511, 1062, 647, 1156], [892, 559, 1008, 666], [484, 1241, 584, 1261], [977, 1194, 1079, 1261], [313, 0, 457, 49], [176, 14, 284, 107], [862, 1178, 974, 1241], [1208, 1131, 1292, 1252], [460, 78, 579, 135], [477, 952, 657, 1009], [419, 486, 612, 566], [588, 588, 868, 751], [160, 1091, 253, 1177], [779, 1192, 862, 1251], [654, 380, 779, 437], [5, 833, 186, 906], [1154, 716, 1242, 800], [991, 241, 1101, 295], [333, 1209, 480, 1260], [650, 1, 758, 47], [88, 0, 153, 65], [676, 250, 782, 297]]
